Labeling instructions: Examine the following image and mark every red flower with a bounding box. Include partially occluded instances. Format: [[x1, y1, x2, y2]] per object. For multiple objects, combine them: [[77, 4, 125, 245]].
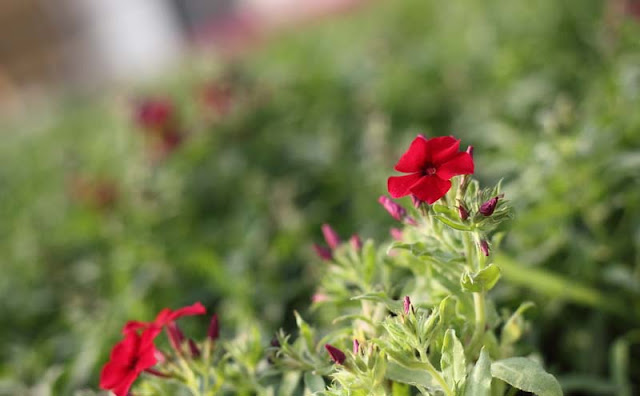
[[122, 302, 206, 336], [388, 136, 474, 204], [99, 329, 158, 396]]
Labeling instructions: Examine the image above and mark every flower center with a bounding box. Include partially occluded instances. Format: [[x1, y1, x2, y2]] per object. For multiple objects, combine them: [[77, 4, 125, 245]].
[[424, 165, 437, 176]]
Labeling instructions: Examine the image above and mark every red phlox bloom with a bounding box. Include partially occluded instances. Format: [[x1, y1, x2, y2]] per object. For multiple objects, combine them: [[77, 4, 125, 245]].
[[388, 135, 474, 204], [99, 329, 158, 396]]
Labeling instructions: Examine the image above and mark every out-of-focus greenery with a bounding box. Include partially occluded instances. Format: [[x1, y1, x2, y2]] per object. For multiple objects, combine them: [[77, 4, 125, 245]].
[[0, 0, 639, 394]]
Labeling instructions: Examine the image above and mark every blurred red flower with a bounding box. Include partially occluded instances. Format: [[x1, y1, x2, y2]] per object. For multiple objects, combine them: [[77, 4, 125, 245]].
[[99, 329, 157, 396], [122, 302, 206, 336], [387, 135, 474, 204]]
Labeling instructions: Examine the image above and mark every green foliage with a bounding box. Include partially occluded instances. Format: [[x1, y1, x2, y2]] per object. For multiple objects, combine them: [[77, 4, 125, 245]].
[[0, 0, 639, 392]]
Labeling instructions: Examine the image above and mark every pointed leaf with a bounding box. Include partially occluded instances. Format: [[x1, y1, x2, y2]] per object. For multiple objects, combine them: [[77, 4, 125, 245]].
[[491, 358, 562, 396], [303, 372, 325, 394], [441, 329, 466, 389], [464, 348, 491, 396], [461, 264, 501, 293]]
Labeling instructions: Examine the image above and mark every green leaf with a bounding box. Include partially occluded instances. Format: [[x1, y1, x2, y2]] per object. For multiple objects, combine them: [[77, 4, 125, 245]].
[[491, 358, 563, 396], [433, 215, 472, 231], [463, 348, 491, 396], [293, 311, 315, 352], [303, 372, 325, 394], [385, 361, 438, 390], [460, 264, 501, 293], [351, 292, 403, 313], [441, 329, 466, 389], [279, 371, 302, 396]]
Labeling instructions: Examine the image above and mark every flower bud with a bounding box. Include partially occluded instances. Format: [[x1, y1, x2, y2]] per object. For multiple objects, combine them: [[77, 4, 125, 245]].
[[479, 240, 490, 257], [403, 296, 412, 315], [188, 339, 201, 358], [313, 244, 333, 260], [321, 224, 341, 250], [479, 196, 500, 217], [325, 344, 346, 365], [270, 337, 281, 348], [410, 194, 423, 209], [458, 203, 469, 220], [353, 339, 360, 355], [378, 196, 407, 222], [167, 323, 184, 353], [390, 228, 404, 241], [311, 293, 329, 303], [207, 314, 219, 341], [349, 234, 363, 251]]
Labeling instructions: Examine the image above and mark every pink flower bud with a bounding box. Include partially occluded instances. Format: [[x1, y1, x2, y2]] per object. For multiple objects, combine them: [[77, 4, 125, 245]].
[[325, 344, 346, 364], [390, 228, 404, 241], [410, 195, 423, 209], [208, 314, 219, 341], [403, 296, 412, 315], [321, 224, 341, 250], [311, 293, 329, 303], [349, 234, 363, 251], [188, 339, 201, 358], [479, 196, 500, 217], [479, 240, 490, 257], [313, 244, 333, 260], [458, 203, 469, 220], [167, 323, 184, 353], [353, 339, 360, 354], [378, 196, 407, 222]]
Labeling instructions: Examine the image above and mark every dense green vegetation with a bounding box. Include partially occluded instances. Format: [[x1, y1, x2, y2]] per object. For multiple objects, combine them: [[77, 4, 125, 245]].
[[0, 0, 639, 393]]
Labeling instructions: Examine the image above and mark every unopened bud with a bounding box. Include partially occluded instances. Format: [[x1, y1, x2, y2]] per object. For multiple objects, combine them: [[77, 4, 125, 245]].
[[466, 145, 474, 157], [390, 228, 404, 241], [353, 339, 360, 354], [410, 195, 423, 209], [321, 224, 341, 250], [479, 196, 500, 217], [378, 196, 407, 222], [188, 339, 201, 358], [479, 240, 490, 257], [313, 244, 333, 261], [207, 314, 219, 341], [349, 234, 363, 251], [311, 293, 329, 303], [458, 203, 469, 220], [270, 337, 281, 348], [325, 344, 346, 364], [167, 323, 185, 353], [403, 296, 412, 315]]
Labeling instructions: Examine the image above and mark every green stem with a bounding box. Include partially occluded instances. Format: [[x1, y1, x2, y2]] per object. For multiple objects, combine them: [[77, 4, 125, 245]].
[[417, 350, 454, 396]]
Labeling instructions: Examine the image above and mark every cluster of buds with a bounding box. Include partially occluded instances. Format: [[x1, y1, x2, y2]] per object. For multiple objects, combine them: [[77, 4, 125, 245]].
[[313, 223, 362, 261]]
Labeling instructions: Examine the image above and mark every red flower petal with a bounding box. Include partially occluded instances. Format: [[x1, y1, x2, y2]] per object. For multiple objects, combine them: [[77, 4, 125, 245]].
[[436, 152, 474, 180], [394, 136, 429, 173], [100, 361, 130, 390], [153, 302, 206, 327], [427, 136, 460, 165], [109, 332, 139, 361], [388, 173, 423, 198], [110, 371, 139, 396], [409, 175, 452, 204]]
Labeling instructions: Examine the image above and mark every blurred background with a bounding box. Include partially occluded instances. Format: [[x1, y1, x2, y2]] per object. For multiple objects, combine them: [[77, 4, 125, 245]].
[[1, 0, 640, 394]]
